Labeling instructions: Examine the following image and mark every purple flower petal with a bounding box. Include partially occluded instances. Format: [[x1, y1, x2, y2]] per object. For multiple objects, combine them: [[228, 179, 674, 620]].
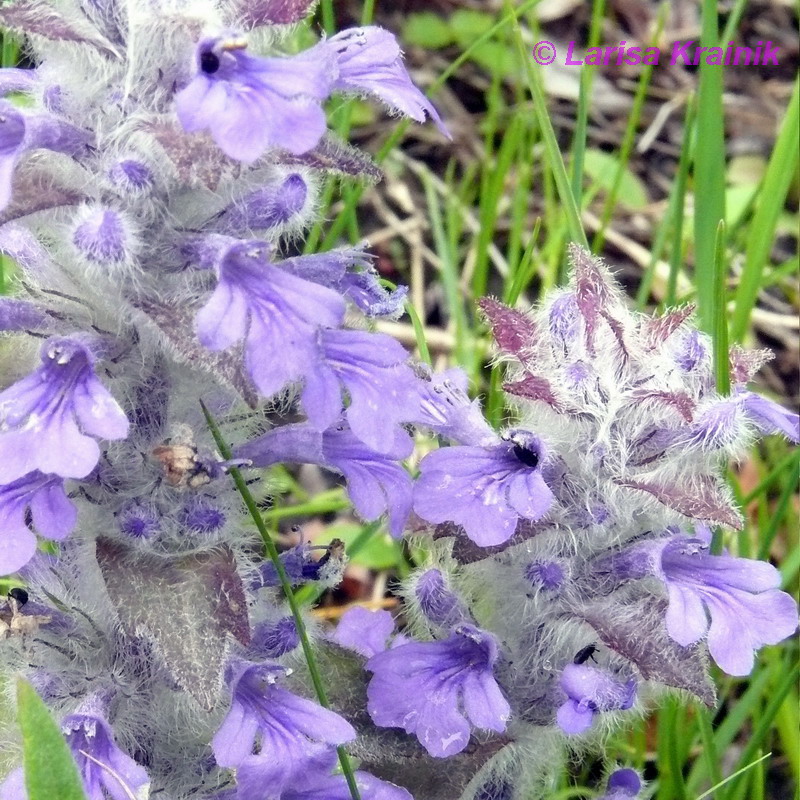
[[61, 706, 150, 800], [413, 432, 554, 546], [211, 660, 355, 789], [303, 329, 414, 451], [738, 390, 800, 443], [556, 663, 636, 735], [366, 624, 510, 757], [326, 27, 450, 138], [194, 240, 345, 398], [237, 422, 413, 537], [0, 338, 128, 483], [176, 36, 335, 161], [600, 769, 642, 799], [331, 606, 396, 657]]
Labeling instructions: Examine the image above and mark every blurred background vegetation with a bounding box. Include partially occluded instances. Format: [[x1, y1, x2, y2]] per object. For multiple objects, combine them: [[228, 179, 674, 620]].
[[1, 1, 798, 798]]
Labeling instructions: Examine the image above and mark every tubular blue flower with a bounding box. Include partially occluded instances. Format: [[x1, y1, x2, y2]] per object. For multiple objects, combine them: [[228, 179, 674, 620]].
[[323, 26, 449, 138], [194, 240, 345, 398], [281, 245, 408, 319], [0, 297, 48, 333], [403, 367, 498, 446], [301, 328, 414, 451], [219, 173, 308, 234], [0, 68, 37, 97], [250, 617, 300, 658], [0, 101, 88, 210], [179, 498, 226, 534], [339, 270, 408, 318], [117, 500, 161, 540], [71, 207, 133, 265], [413, 430, 554, 547], [414, 569, 469, 628], [60, 705, 151, 800], [176, 35, 335, 161], [279, 771, 414, 800], [524, 560, 565, 591], [599, 769, 642, 800], [0, 471, 77, 574], [0, 338, 129, 484], [331, 606, 396, 658], [107, 158, 154, 193], [237, 422, 413, 537], [655, 536, 797, 676], [737, 390, 800, 443], [556, 663, 636, 735], [211, 660, 355, 791], [365, 624, 510, 757]]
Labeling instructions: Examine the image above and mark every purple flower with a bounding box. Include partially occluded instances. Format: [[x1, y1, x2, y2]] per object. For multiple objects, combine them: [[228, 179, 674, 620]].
[[180, 497, 226, 534], [280, 771, 414, 800], [524, 560, 565, 591], [0, 68, 37, 97], [414, 568, 469, 628], [219, 173, 308, 234], [737, 390, 799, 443], [301, 328, 414, 451], [107, 158, 153, 193], [413, 430, 554, 547], [250, 617, 299, 658], [117, 500, 161, 540], [0, 101, 88, 210], [194, 240, 345, 398], [404, 367, 497, 446], [653, 536, 798, 676], [0, 338, 129, 484], [176, 35, 335, 161], [339, 270, 408, 318], [556, 663, 636, 735], [324, 27, 449, 138], [600, 769, 642, 800], [211, 660, 355, 791], [60, 707, 150, 800], [331, 606, 396, 657], [0, 298, 48, 333], [0, 471, 77, 574], [365, 624, 510, 757], [71, 207, 132, 265], [237, 422, 413, 537]]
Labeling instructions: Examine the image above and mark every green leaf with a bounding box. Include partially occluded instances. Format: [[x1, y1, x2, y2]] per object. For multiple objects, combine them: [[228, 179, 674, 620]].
[[16, 678, 86, 800], [450, 9, 495, 48], [582, 149, 649, 209], [468, 41, 521, 79], [314, 523, 399, 570], [402, 13, 454, 49]]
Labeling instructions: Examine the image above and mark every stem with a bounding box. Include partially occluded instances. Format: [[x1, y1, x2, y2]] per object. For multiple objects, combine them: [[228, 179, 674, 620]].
[[200, 400, 362, 800]]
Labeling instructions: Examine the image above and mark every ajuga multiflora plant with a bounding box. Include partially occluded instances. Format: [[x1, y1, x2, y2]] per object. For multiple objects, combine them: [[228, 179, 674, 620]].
[[0, 2, 797, 800]]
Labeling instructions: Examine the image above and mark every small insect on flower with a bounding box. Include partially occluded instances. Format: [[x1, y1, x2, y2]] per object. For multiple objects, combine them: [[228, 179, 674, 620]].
[[573, 643, 599, 664], [7, 587, 28, 608], [0, 587, 51, 639], [152, 425, 218, 488]]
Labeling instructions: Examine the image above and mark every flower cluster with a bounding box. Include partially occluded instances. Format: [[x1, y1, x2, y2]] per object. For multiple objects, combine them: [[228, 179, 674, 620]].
[[0, 0, 796, 798]]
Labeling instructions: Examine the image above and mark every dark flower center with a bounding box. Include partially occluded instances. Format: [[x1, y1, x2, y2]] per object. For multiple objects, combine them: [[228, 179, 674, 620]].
[[200, 51, 220, 74], [512, 444, 539, 468]]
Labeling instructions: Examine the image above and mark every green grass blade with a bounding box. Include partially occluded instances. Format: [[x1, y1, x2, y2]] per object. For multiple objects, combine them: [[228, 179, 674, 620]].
[[509, 6, 588, 250], [712, 220, 731, 395], [693, 0, 727, 334], [730, 77, 799, 341]]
